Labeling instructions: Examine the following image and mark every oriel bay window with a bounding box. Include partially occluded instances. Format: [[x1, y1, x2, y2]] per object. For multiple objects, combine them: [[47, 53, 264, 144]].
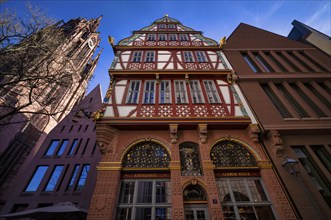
[[189, 80, 204, 103], [144, 80, 156, 104], [174, 80, 188, 104], [116, 180, 171, 220], [126, 80, 141, 104]]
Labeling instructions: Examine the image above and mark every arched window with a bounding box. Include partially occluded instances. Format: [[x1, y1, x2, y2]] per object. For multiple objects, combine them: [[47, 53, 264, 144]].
[[122, 141, 170, 168], [210, 140, 257, 167], [179, 142, 203, 176], [183, 184, 206, 202]]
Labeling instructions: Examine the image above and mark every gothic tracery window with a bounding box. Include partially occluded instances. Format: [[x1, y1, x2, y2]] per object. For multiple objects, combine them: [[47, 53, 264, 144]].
[[122, 141, 170, 168], [210, 140, 257, 167], [180, 142, 203, 176]]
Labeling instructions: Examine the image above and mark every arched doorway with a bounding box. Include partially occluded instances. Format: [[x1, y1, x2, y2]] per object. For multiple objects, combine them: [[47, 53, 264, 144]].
[[183, 184, 209, 220]]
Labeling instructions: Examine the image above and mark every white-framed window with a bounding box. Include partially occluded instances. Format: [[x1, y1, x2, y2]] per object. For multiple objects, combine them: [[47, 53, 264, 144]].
[[159, 80, 171, 104], [169, 34, 177, 41], [158, 34, 167, 41], [126, 80, 141, 104], [159, 24, 166, 29], [168, 24, 176, 29], [179, 34, 189, 41], [174, 80, 188, 104], [189, 80, 205, 103], [116, 179, 172, 220], [196, 51, 207, 62], [217, 178, 276, 220], [145, 51, 155, 62], [183, 51, 194, 62], [132, 51, 142, 63], [203, 80, 220, 103], [147, 34, 156, 41], [143, 80, 156, 104]]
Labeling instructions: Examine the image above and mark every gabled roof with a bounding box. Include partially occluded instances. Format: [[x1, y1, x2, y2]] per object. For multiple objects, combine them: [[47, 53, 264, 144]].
[[225, 23, 313, 49], [153, 14, 180, 23]]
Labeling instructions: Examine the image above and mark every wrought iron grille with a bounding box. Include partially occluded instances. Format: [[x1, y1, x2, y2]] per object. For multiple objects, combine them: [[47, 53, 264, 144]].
[[122, 141, 170, 168], [210, 140, 257, 167]]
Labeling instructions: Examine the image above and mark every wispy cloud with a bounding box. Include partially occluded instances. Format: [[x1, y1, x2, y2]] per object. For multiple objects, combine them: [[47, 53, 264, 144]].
[[305, 1, 331, 35], [252, 1, 285, 26]]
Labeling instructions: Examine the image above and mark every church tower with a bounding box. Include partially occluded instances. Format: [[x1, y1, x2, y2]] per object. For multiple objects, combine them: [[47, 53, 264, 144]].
[[89, 15, 296, 220], [0, 17, 102, 196]]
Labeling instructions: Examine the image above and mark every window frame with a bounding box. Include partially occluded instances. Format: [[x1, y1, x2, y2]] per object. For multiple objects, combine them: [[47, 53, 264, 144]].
[[132, 51, 143, 63], [126, 80, 141, 104], [183, 51, 195, 62], [116, 179, 172, 220], [196, 51, 207, 63], [216, 177, 275, 220], [159, 80, 172, 104], [179, 34, 189, 41], [203, 80, 221, 103], [147, 34, 156, 41], [158, 34, 167, 41], [144, 51, 155, 63], [189, 80, 205, 103], [169, 34, 177, 41], [174, 80, 188, 104], [143, 80, 156, 104]]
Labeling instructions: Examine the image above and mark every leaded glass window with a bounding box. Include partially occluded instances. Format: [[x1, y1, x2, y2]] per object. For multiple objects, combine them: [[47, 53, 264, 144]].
[[179, 34, 189, 41], [180, 142, 203, 176], [122, 141, 170, 168], [210, 140, 257, 167], [145, 51, 155, 62], [196, 51, 207, 62], [158, 34, 167, 41]]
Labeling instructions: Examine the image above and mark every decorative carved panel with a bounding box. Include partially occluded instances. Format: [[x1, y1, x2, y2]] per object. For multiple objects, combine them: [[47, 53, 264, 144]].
[[179, 142, 203, 176]]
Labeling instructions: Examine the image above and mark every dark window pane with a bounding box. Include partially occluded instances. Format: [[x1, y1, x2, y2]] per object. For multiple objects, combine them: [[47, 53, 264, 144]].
[[116, 207, 132, 220], [137, 181, 153, 203], [136, 207, 152, 220], [118, 182, 135, 204], [67, 165, 80, 191]]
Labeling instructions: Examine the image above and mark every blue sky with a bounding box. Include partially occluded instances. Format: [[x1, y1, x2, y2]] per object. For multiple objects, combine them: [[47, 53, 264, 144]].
[[2, 0, 330, 97]]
